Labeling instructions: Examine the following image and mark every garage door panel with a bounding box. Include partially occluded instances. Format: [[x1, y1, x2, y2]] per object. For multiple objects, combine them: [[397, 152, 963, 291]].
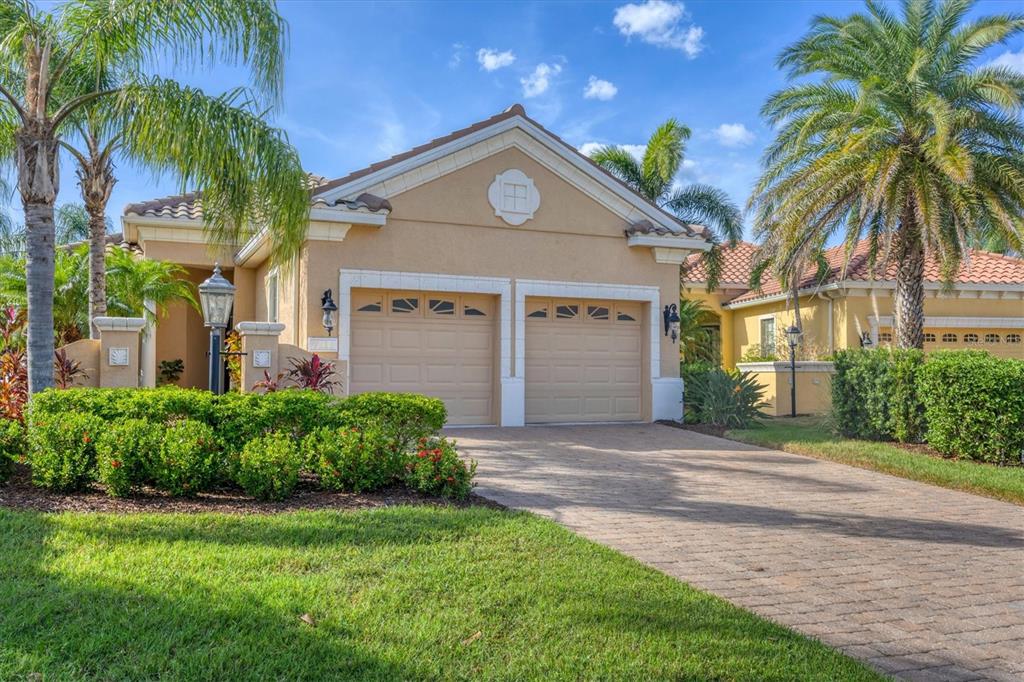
[[526, 297, 642, 424]]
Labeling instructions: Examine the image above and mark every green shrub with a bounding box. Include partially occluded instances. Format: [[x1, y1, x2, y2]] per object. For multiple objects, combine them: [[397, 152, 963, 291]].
[[216, 390, 338, 454], [28, 412, 105, 491], [29, 387, 216, 426], [153, 420, 221, 496], [95, 419, 163, 497], [338, 392, 447, 452], [684, 369, 768, 427], [304, 425, 404, 493], [919, 351, 1024, 463], [831, 349, 925, 442], [235, 432, 303, 501], [0, 419, 24, 483], [405, 436, 476, 500]]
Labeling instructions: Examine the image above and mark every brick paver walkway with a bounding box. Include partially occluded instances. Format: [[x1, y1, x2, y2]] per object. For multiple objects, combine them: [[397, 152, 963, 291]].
[[454, 424, 1024, 681]]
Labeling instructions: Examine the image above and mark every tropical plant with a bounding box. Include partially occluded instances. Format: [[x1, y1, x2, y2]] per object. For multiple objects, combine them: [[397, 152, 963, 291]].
[[0, 349, 27, 421], [684, 368, 769, 427], [223, 330, 242, 390], [588, 119, 743, 289], [157, 359, 184, 386], [0, 306, 25, 352], [285, 354, 341, 394], [53, 348, 88, 389], [676, 298, 718, 364], [750, 0, 1024, 349], [0, 0, 310, 394]]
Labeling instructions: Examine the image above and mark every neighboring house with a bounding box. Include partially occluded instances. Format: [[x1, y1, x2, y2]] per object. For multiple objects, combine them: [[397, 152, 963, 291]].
[[120, 104, 712, 426], [682, 239, 1024, 368]]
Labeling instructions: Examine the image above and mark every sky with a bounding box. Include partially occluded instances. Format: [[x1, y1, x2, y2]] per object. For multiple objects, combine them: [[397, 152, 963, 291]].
[[29, 0, 1024, 239]]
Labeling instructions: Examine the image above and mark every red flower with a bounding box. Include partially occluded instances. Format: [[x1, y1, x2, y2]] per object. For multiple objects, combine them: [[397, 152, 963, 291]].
[[110, 460, 122, 469], [82, 433, 91, 443]]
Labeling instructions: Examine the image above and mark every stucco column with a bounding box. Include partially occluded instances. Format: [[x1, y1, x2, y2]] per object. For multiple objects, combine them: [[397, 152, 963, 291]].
[[235, 321, 285, 392], [94, 317, 146, 388], [140, 300, 157, 388], [721, 309, 736, 369]]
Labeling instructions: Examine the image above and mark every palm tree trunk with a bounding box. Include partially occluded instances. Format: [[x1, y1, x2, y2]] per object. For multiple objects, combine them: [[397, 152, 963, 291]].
[[894, 212, 925, 349], [23, 198, 56, 394], [78, 151, 116, 339]]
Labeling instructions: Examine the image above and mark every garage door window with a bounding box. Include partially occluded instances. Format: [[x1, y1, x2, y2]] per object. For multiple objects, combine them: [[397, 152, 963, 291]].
[[555, 304, 578, 319], [391, 296, 419, 314], [428, 298, 455, 316], [615, 303, 640, 323], [527, 301, 548, 319], [587, 305, 610, 321], [354, 292, 383, 314]]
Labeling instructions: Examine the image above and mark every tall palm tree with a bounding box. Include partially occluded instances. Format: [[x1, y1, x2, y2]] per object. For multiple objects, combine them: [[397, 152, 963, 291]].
[[589, 119, 743, 290], [0, 0, 310, 394], [750, 0, 1024, 349]]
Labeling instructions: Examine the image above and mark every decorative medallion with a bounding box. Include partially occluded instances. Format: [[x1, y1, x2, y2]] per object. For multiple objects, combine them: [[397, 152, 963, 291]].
[[487, 169, 540, 225]]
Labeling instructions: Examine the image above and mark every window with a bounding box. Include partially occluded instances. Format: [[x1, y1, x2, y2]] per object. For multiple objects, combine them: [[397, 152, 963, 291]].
[[356, 301, 381, 313], [556, 304, 579, 320], [265, 271, 278, 323], [616, 312, 636, 322], [760, 317, 776, 356], [428, 298, 455, 316], [879, 332, 893, 343], [964, 333, 979, 343], [985, 333, 1001, 344], [487, 169, 540, 225], [587, 305, 609, 321], [527, 307, 547, 318], [463, 305, 487, 317], [502, 183, 528, 213], [924, 333, 936, 343], [942, 333, 957, 343], [616, 303, 640, 323], [1007, 334, 1022, 344], [391, 297, 419, 314]]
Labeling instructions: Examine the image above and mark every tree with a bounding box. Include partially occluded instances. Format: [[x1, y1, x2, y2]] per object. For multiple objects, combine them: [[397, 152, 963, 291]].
[[676, 298, 718, 365], [750, 0, 1024, 349], [0, 0, 311, 393], [589, 119, 743, 289]]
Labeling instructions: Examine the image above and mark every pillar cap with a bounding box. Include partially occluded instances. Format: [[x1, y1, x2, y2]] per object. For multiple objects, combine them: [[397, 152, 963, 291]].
[[94, 316, 146, 332], [234, 321, 285, 336]]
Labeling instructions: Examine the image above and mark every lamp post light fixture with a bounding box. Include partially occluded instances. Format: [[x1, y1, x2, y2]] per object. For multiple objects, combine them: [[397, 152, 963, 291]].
[[198, 263, 236, 395], [321, 289, 338, 336], [859, 331, 874, 348], [663, 303, 681, 343], [785, 324, 802, 418]]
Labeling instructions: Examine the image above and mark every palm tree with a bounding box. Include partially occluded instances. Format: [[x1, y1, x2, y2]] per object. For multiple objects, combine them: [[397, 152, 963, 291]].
[[750, 0, 1024, 349], [0, 0, 311, 394], [589, 119, 743, 289], [676, 298, 717, 365]]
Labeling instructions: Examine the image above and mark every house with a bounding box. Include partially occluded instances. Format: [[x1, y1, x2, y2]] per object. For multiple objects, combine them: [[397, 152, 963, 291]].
[[683, 240, 1024, 367], [120, 104, 712, 426]]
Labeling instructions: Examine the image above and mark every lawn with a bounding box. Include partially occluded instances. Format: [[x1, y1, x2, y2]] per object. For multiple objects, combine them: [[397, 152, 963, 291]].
[[728, 417, 1024, 506], [0, 506, 880, 681]]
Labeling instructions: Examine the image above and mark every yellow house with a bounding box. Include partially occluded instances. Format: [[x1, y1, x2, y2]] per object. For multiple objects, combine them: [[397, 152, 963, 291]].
[[682, 240, 1024, 415], [119, 104, 714, 426]]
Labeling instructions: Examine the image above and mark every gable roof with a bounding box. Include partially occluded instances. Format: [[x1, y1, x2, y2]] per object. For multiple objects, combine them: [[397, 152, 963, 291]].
[[311, 104, 707, 239], [686, 239, 1024, 306]]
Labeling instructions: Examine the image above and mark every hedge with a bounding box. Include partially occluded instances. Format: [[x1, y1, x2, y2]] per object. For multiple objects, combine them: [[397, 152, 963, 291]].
[[918, 351, 1024, 464], [831, 349, 925, 443]]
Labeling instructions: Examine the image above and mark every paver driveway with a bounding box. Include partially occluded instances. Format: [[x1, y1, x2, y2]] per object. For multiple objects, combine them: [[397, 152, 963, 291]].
[[453, 424, 1024, 682]]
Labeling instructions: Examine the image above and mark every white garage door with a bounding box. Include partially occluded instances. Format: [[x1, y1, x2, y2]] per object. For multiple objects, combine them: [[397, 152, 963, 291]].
[[349, 290, 496, 426], [525, 298, 643, 423]]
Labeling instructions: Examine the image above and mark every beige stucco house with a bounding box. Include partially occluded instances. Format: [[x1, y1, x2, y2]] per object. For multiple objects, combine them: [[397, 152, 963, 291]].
[[120, 105, 712, 426]]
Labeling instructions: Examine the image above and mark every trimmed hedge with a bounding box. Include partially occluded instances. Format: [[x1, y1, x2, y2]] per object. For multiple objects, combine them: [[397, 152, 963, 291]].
[[0, 419, 23, 484], [831, 349, 925, 443], [918, 351, 1024, 464], [235, 432, 303, 501], [96, 418, 163, 497], [28, 412, 105, 491]]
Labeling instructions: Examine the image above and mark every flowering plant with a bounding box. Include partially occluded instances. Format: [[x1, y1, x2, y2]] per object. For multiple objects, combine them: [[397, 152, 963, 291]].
[[405, 436, 476, 500]]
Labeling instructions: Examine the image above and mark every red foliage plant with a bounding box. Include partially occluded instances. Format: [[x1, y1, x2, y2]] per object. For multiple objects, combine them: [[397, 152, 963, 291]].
[[285, 354, 341, 394]]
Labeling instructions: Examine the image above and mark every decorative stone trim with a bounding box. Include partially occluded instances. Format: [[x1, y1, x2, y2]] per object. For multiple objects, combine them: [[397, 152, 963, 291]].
[[487, 169, 540, 226], [736, 361, 836, 374], [235, 322, 286, 336], [93, 316, 146, 332]]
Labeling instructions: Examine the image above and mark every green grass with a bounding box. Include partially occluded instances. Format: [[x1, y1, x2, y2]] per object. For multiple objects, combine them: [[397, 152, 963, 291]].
[[0, 506, 880, 681], [728, 417, 1024, 506]]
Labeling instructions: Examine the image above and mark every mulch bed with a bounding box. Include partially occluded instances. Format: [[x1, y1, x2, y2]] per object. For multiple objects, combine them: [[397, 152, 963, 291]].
[[0, 464, 501, 515], [656, 420, 728, 438]]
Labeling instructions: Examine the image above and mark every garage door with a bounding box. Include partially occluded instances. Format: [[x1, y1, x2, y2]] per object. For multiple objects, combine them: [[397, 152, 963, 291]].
[[349, 290, 496, 425], [525, 298, 643, 423]]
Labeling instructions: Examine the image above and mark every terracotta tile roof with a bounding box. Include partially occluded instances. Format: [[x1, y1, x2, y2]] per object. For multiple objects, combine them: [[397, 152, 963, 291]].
[[682, 241, 759, 286], [723, 239, 1024, 305], [123, 173, 390, 221]]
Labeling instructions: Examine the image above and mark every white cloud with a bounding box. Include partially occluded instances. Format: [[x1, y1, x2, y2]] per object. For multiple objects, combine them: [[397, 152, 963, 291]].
[[713, 123, 755, 147], [448, 43, 465, 69], [583, 76, 618, 101], [521, 62, 562, 98], [986, 49, 1024, 72], [578, 142, 646, 162], [613, 0, 704, 58], [477, 48, 516, 71]]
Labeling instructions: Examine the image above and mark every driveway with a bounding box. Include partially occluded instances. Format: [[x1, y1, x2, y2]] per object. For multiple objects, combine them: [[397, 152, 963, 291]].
[[452, 424, 1024, 682]]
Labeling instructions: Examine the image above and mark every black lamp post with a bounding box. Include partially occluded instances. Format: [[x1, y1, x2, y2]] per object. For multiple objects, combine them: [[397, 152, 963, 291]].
[[785, 325, 802, 418], [198, 263, 235, 395], [321, 289, 338, 336]]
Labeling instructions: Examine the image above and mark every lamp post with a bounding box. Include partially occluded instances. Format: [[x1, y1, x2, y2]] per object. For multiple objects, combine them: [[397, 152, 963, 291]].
[[785, 324, 802, 418], [198, 264, 236, 395], [321, 289, 338, 336]]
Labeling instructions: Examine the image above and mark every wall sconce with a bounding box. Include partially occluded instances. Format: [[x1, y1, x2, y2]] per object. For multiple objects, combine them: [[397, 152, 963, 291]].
[[321, 289, 338, 336], [859, 331, 873, 348], [663, 303, 680, 343]]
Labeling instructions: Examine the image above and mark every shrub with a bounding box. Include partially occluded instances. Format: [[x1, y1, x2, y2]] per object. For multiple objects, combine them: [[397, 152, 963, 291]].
[[0, 418, 24, 483], [405, 436, 476, 500], [831, 349, 925, 442], [95, 419, 162, 497], [337, 392, 447, 452], [684, 368, 768, 427], [919, 351, 1024, 464], [216, 390, 338, 454], [28, 412, 104, 491], [304, 426, 404, 493], [153, 420, 221, 496], [235, 432, 303, 501]]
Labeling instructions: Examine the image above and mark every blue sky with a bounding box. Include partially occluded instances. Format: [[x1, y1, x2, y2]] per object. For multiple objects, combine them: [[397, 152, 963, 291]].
[[40, 0, 1024, 239]]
